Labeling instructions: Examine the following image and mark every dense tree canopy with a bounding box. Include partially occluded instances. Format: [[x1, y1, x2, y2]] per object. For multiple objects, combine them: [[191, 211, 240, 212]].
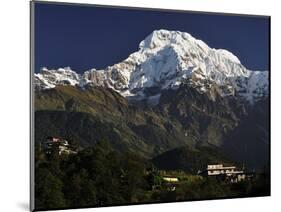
[[35, 140, 270, 210]]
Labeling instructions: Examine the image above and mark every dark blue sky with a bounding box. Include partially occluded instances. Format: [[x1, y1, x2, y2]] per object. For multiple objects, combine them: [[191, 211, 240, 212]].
[[34, 2, 269, 73]]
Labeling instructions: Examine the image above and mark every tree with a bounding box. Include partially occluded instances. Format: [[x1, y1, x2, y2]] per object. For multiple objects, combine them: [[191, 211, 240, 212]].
[[120, 153, 146, 202], [35, 168, 66, 210], [146, 171, 162, 190]]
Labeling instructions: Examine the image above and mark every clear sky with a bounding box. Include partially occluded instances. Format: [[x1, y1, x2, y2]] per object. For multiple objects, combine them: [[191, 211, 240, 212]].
[[34, 2, 270, 73]]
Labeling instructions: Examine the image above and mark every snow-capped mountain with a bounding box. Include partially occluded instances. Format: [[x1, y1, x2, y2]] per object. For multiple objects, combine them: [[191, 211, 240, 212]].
[[34, 29, 268, 104]]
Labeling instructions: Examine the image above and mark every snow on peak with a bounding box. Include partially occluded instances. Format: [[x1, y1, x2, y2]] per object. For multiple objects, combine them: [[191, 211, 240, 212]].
[[35, 67, 81, 90], [34, 29, 268, 104], [124, 29, 252, 96], [215, 49, 241, 64], [140, 30, 189, 49]]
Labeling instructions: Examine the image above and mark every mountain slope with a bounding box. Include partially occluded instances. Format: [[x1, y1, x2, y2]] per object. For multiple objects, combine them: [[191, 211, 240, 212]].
[[156, 85, 269, 168], [34, 84, 269, 168], [35, 86, 197, 158]]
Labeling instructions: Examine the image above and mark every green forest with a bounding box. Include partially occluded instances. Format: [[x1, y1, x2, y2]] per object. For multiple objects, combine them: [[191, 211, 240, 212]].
[[34, 140, 270, 210]]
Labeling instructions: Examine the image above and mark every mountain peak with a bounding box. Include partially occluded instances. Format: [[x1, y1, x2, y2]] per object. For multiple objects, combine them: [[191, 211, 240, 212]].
[[139, 29, 240, 63], [140, 29, 193, 49]]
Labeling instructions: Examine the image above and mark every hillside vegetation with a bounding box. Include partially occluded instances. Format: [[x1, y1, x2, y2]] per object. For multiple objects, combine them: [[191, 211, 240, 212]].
[[35, 85, 269, 168]]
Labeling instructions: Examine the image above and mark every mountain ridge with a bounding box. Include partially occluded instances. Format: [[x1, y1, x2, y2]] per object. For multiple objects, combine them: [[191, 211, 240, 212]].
[[34, 29, 268, 105]]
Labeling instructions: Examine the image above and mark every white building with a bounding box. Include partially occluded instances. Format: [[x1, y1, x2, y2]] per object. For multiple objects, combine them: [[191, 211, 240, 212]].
[[206, 164, 240, 176], [199, 164, 253, 183]]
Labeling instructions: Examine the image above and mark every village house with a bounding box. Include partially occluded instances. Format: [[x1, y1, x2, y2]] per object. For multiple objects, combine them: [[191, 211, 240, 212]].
[[42, 136, 77, 156], [162, 177, 179, 183], [199, 164, 254, 183]]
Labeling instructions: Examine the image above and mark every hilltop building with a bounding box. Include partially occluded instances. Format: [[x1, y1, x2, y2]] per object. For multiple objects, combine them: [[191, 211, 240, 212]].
[[42, 136, 77, 156]]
